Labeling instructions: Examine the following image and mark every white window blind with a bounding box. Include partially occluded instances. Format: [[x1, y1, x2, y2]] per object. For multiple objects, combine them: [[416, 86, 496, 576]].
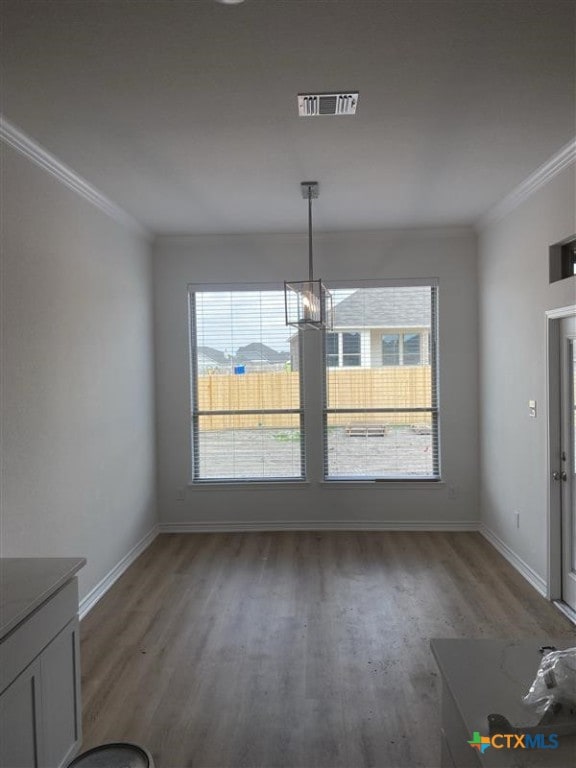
[[189, 289, 304, 481], [324, 285, 439, 480]]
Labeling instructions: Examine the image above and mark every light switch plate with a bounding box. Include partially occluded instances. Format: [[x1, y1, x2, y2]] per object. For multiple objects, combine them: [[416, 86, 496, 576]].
[[528, 400, 537, 418]]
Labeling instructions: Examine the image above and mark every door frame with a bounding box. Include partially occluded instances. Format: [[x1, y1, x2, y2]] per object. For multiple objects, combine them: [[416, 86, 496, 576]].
[[546, 304, 576, 600]]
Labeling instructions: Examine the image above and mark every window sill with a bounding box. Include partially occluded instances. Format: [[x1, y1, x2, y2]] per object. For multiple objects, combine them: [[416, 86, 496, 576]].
[[186, 479, 444, 491], [321, 479, 444, 488], [187, 481, 311, 492]]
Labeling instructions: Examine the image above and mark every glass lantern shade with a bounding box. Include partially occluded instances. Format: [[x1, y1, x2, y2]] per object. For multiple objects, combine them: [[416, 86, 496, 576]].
[[284, 279, 333, 330]]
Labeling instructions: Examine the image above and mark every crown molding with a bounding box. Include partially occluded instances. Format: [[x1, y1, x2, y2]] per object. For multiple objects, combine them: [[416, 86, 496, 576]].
[[477, 137, 576, 231], [0, 115, 150, 239]]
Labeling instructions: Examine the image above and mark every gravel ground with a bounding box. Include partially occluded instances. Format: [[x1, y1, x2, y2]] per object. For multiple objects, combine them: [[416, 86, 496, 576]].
[[197, 426, 434, 479]]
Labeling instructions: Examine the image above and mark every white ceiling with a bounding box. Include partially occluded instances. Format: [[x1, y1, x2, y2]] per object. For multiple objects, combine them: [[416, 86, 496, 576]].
[[1, 0, 574, 234]]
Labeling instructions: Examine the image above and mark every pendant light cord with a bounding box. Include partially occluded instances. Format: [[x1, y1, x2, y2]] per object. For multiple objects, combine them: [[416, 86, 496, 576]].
[[308, 186, 314, 282]]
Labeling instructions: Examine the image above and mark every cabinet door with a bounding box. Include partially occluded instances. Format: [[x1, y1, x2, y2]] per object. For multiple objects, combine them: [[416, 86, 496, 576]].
[[40, 617, 82, 768], [440, 730, 457, 768], [0, 658, 42, 768]]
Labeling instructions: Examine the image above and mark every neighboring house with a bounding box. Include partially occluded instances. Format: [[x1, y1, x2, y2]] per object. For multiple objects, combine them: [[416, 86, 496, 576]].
[[234, 343, 290, 373], [290, 287, 431, 370], [196, 346, 231, 374], [197, 343, 290, 374]]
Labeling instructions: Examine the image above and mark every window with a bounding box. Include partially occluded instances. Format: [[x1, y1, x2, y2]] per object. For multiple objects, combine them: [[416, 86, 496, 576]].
[[342, 332, 361, 366], [403, 333, 421, 365], [326, 332, 362, 367], [382, 334, 400, 365], [325, 285, 439, 480], [563, 240, 576, 277], [382, 332, 423, 366], [189, 281, 440, 484], [326, 332, 339, 367], [189, 289, 303, 481], [549, 237, 576, 283]]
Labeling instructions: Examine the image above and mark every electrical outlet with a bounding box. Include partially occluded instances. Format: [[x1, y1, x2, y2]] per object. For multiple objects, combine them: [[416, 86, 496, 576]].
[[448, 485, 458, 499], [514, 511, 520, 528]]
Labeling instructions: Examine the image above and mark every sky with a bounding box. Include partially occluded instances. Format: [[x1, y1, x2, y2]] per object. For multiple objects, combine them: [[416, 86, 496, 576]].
[[192, 289, 354, 354]]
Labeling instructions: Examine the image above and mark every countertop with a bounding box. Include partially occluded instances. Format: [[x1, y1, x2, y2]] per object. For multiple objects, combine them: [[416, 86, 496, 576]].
[[431, 638, 576, 768], [0, 557, 86, 640]]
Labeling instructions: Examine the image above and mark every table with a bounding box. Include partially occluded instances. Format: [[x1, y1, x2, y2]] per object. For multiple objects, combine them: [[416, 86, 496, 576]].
[[431, 639, 576, 768]]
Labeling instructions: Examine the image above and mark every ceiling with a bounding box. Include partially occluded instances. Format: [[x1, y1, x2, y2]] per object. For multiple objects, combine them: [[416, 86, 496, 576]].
[[1, 0, 574, 234]]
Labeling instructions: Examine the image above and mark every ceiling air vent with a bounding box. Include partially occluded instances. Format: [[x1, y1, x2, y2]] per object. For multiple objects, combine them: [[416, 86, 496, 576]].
[[298, 92, 359, 117]]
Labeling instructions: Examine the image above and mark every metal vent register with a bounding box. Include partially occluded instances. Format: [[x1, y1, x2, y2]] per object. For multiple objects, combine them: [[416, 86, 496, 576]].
[[298, 92, 358, 116]]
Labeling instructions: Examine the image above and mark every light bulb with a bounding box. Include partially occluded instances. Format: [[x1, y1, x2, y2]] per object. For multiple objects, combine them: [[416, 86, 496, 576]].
[[302, 292, 311, 320], [214, 0, 246, 4]]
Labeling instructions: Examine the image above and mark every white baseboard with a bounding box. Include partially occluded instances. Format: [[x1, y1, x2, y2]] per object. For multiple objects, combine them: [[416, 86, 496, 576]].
[[552, 600, 576, 627], [479, 524, 547, 597], [77, 523, 549, 618], [159, 520, 480, 533], [79, 525, 159, 619]]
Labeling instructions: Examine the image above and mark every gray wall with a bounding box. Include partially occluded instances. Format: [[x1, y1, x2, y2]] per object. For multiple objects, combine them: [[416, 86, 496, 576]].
[[478, 165, 576, 581], [1, 145, 157, 600], [153, 228, 479, 527]]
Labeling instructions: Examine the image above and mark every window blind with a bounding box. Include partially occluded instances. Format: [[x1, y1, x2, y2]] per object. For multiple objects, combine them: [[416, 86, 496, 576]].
[[189, 289, 304, 481], [323, 285, 439, 479]]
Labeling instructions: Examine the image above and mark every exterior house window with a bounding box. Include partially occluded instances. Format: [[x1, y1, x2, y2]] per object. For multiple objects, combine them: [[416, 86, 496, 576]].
[[342, 332, 361, 366], [403, 333, 421, 365], [327, 332, 362, 367], [326, 332, 339, 367], [382, 334, 400, 365], [382, 332, 422, 365]]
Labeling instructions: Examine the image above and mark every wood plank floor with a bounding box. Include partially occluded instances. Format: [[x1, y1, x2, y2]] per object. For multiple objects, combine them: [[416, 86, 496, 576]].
[[81, 532, 575, 768]]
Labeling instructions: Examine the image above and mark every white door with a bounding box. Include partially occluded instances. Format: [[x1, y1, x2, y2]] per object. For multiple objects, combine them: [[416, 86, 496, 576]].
[[560, 316, 576, 612]]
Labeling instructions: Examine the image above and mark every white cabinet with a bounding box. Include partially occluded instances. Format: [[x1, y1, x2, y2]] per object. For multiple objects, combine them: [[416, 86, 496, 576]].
[[40, 619, 82, 768], [0, 565, 84, 768], [0, 658, 42, 768]]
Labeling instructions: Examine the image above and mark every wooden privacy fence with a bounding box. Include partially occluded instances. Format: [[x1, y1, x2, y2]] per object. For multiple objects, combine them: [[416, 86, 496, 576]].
[[196, 367, 433, 430]]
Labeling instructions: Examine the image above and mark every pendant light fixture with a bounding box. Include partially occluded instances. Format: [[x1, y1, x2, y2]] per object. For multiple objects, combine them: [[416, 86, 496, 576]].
[[285, 182, 333, 330]]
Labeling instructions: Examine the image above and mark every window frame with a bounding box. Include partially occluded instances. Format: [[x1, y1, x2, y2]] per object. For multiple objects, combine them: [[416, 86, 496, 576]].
[[188, 284, 306, 484], [381, 332, 401, 366], [187, 279, 441, 486], [325, 331, 340, 368], [402, 332, 422, 366], [381, 330, 425, 366], [322, 280, 440, 482], [326, 331, 362, 368]]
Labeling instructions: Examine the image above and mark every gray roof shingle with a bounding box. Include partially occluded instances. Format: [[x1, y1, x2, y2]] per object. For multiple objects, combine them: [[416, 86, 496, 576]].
[[234, 343, 290, 363], [333, 287, 431, 328], [197, 346, 230, 365]]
